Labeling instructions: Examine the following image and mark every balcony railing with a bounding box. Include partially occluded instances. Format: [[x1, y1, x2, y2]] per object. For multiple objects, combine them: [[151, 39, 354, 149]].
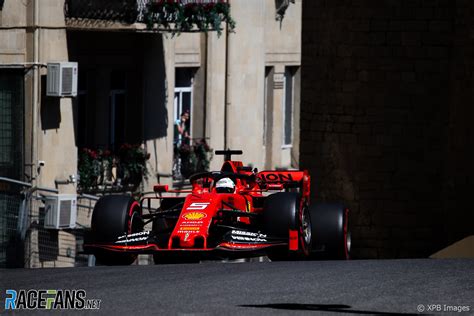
[[65, 0, 140, 24], [64, 0, 234, 34]]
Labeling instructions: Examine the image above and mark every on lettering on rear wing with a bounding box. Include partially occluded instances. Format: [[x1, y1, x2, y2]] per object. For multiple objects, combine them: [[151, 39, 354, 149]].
[[257, 170, 311, 201]]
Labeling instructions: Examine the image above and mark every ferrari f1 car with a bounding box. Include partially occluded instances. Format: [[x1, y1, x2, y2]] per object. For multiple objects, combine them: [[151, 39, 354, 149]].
[[84, 150, 351, 265]]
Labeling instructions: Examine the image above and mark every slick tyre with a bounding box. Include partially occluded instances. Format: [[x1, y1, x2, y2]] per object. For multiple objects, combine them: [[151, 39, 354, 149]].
[[263, 192, 312, 261], [309, 203, 350, 260], [91, 195, 143, 265]]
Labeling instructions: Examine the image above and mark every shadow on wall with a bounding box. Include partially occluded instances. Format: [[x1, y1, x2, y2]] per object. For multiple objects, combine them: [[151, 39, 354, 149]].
[[143, 33, 168, 141], [38, 207, 59, 262], [40, 75, 61, 131], [67, 31, 168, 149]]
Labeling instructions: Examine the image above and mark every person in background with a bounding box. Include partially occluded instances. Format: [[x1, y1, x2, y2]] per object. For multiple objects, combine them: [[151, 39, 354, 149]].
[[173, 111, 190, 179], [174, 111, 190, 146]]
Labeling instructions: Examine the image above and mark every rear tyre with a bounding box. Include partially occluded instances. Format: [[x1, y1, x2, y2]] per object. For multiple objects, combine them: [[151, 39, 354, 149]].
[[263, 192, 312, 261], [91, 195, 143, 265], [309, 203, 350, 260]]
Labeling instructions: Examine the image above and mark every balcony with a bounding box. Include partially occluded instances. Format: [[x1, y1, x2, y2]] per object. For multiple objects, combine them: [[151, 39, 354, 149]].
[[64, 0, 234, 34], [65, 0, 140, 24]]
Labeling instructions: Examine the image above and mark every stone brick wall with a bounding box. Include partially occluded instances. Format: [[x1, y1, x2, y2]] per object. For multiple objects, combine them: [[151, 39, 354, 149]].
[[301, 0, 474, 258]]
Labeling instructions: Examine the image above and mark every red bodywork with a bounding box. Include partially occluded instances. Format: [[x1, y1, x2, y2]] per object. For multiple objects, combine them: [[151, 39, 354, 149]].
[[85, 158, 311, 258]]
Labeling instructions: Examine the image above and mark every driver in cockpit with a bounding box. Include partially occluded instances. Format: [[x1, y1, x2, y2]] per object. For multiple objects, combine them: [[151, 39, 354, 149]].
[[215, 177, 235, 193]]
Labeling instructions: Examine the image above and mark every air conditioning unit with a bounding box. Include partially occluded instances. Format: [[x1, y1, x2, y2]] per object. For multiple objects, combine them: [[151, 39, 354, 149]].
[[44, 194, 77, 229], [46, 62, 78, 97]]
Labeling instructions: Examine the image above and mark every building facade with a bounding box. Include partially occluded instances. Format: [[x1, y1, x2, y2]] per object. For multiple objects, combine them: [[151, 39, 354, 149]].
[[0, 0, 301, 267]]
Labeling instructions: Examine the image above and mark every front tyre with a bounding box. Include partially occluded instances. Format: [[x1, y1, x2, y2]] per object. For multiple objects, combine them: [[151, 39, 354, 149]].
[[91, 195, 143, 265]]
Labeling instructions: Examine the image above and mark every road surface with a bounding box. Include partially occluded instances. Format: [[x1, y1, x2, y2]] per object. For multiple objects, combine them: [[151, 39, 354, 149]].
[[1, 259, 473, 315]]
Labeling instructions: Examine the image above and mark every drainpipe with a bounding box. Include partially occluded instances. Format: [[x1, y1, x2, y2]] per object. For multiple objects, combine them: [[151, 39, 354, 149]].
[[223, 5, 230, 150], [203, 32, 208, 139], [31, 0, 39, 184]]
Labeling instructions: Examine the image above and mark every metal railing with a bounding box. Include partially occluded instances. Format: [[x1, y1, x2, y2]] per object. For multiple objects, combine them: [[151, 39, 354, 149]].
[[65, 0, 229, 25], [0, 177, 100, 268], [65, 0, 140, 24]]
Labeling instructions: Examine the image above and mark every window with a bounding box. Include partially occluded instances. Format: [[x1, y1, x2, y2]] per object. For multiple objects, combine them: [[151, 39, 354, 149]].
[[283, 67, 295, 147], [0, 69, 24, 180], [174, 68, 194, 140], [173, 68, 195, 180]]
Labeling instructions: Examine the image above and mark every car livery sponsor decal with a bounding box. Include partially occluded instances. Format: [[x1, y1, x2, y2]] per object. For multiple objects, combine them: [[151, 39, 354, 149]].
[[117, 231, 150, 240], [258, 173, 294, 182], [178, 226, 201, 231], [182, 212, 207, 220], [180, 221, 203, 226], [115, 231, 150, 244], [184, 233, 190, 241], [230, 230, 267, 243], [177, 227, 201, 234], [115, 237, 148, 244]]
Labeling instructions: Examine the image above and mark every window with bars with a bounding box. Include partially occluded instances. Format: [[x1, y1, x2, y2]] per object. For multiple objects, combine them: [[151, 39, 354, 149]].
[[0, 69, 24, 180]]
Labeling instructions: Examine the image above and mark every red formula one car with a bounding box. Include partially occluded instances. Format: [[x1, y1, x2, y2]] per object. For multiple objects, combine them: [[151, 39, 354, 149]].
[[85, 150, 350, 265]]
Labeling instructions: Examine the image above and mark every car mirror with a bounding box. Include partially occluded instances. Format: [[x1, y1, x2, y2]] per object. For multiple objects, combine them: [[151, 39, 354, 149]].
[[153, 184, 169, 193]]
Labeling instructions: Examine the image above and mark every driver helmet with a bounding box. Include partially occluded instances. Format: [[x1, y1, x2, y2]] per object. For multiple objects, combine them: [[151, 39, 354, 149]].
[[215, 177, 235, 193]]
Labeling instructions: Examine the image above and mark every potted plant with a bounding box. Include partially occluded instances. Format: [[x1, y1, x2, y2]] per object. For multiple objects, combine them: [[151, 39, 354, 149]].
[[118, 144, 150, 191], [146, 0, 235, 36]]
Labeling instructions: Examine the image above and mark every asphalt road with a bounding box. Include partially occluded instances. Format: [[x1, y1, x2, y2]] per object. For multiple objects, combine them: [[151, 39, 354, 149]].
[[1, 259, 473, 315]]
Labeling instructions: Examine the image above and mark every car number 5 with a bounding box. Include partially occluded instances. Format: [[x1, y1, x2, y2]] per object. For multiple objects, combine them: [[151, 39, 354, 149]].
[[187, 202, 210, 210]]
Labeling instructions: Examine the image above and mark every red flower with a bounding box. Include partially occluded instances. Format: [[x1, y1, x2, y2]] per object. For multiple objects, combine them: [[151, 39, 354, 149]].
[[87, 149, 98, 160], [204, 3, 215, 11], [120, 143, 132, 150]]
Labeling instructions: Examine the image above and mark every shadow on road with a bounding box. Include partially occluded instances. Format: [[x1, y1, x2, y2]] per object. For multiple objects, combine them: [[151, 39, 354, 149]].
[[239, 303, 421, 315]]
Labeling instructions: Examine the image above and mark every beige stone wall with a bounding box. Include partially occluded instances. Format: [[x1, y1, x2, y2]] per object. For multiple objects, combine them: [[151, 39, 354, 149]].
[[264, 0, 301, 169], [206, 31, 227, 170], [175, 32, 201, 67], [36, 0, 76, 194], [0, 0, 26, 63], [226, 0, 266, 168]]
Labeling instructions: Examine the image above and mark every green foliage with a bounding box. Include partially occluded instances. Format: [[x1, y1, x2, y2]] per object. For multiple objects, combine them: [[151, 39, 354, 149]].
[[176, 139, 213, 178], [78, 148, 101, 191], [146, 1, 236, 36], [118, 144, 150, 190], [78, 145, 149, 193]]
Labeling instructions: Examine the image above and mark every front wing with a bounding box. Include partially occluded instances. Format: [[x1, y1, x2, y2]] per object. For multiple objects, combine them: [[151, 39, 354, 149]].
[[84, 230, 289, 258]]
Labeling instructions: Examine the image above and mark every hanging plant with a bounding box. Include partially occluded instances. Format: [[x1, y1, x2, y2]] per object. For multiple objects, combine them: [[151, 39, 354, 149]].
[[145, 0, 235, 36]]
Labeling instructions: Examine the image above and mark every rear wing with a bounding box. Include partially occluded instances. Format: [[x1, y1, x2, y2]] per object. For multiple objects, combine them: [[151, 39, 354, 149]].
[[257, 170, 311, 201]]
